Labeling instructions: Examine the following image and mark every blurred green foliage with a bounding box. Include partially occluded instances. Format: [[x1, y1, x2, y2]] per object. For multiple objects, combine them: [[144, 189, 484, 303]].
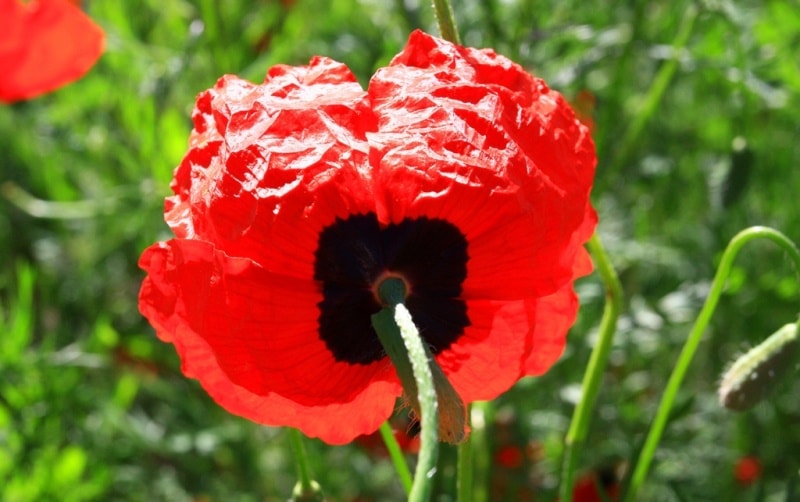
[[1, 0, 798, 500]]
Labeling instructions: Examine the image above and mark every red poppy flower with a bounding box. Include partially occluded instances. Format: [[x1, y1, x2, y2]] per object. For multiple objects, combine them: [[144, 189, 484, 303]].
[[734, 455, 761, 486], [495, 445, 525, 469], [0, 0, 105, 103], [139, 30, 596, 444], [570, 468, 620, 502]]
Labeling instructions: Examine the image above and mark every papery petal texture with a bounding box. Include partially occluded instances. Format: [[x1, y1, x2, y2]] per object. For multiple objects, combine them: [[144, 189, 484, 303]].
[[139, 240, 399, 443], [139, 30, 597, 444]]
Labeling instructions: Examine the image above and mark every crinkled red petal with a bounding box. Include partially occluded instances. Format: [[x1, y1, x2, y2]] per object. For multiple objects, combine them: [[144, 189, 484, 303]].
[[368, 30, 596, 300], [0, 0, 104, 103], [139, 239, 401, 444], [165, 58, 376, 275]]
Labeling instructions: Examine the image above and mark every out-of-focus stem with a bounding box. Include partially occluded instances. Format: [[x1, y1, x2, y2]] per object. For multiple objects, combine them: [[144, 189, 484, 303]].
[[560, 233, 623, 502]]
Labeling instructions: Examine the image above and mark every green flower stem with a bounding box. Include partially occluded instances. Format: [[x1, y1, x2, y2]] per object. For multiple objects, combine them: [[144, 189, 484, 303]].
[[432, 0, 462, 44], [372, 278, 440, 502], [288, 428, 319, 498], [379, 421, 413, 495], [456, 404, 473, 502], [559, 232, 624, 502], [469, 401, 491, 502], [625, 226, 800, 501], [396, 303, 439, 501]]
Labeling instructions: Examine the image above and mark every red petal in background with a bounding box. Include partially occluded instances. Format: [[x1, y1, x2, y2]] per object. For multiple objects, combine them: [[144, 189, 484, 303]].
[[0, 0, 105, 103]]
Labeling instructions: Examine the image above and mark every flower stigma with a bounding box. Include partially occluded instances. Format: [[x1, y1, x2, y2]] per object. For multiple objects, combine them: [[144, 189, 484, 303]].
[[374, 274, 410, 307]]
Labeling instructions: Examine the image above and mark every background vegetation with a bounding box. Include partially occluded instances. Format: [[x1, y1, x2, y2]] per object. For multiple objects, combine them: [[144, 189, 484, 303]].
[[1, 0, 798, 500]]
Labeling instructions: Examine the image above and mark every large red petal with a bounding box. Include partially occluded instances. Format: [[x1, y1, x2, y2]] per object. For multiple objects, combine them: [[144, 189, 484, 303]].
[[522, 205, 596, 375], [368, 31, 597, 390], [139, 239, 401, 444], [435, 298, 531, 402], [145, 57, 397, 444], [368, 30, 596, 302], [165, 58, 377, 276], [435, 237, 594, 402], [0, 0, 104, 103]]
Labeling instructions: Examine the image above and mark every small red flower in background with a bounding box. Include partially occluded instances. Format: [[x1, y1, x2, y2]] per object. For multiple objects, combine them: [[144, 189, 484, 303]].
[[734, 455, 761, 486], [495, 445, 525, 469], [562, 466, 620, 502], [356, 414, 420, 457], [0, 0, 104, 103], [139, 30, 596, 444]]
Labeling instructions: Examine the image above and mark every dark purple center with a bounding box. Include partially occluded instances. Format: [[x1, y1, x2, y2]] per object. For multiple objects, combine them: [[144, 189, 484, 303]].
[[313, 213, 470, 364]]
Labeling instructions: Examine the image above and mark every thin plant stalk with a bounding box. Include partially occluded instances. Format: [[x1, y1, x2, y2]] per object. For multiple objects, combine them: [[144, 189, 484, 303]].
[[469, 401, 491, 502], [625, 226, 800, 501], [393, 303, 439, 502], [457, 404, 473, 502], [289, 428, 315, 494], [432, 0, 462, 45], [379, 422, 413, 495], [559, 233, 624, 502]]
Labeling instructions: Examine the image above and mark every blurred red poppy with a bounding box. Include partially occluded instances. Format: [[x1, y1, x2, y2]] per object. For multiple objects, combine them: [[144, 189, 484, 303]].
[[355, 413, 420, 457], [495, 445, 525, 469], [139, 30, 596, 444], [0, 0, 104, 103], [734, 455, 761, 486], [570, 467, 620, 502]]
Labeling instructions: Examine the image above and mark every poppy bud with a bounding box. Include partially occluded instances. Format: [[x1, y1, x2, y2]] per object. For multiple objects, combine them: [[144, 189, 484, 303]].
[[291, 480, 324, 502], [718, 322, 799, 411]]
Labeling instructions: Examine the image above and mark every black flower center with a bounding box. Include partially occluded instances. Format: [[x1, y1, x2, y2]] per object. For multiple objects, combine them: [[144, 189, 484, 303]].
[[313, 213, 470, 365]]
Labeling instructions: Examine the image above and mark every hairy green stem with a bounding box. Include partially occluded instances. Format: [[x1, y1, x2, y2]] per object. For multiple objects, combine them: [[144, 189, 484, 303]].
[[559, 233, 624, 502], [372, 278, 440, 502], [395, 303, 439, 502], [432, 0, 462, 44], [379, 422, 413, 495], [625, 226, 800, 500]]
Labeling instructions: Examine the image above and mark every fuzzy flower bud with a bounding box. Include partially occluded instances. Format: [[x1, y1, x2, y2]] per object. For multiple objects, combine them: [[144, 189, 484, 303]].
[[719, 323, 798, 411]]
